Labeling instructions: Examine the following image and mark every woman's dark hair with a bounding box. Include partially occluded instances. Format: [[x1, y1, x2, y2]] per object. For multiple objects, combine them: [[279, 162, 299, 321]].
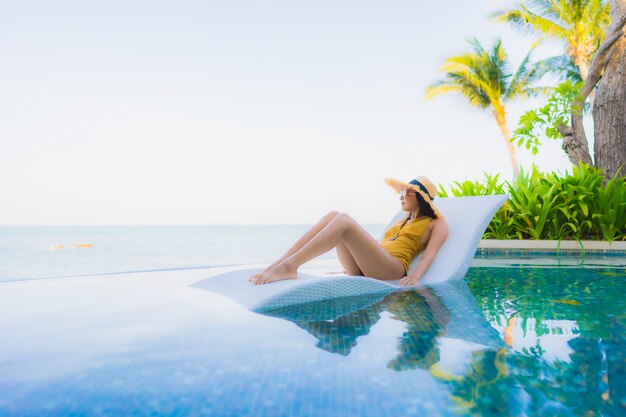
[[407, 192, 437, 219]]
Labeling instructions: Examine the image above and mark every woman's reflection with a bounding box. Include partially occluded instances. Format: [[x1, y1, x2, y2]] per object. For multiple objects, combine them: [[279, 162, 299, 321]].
[[261, 287, 452, 370], [384, 290, 450, 370]]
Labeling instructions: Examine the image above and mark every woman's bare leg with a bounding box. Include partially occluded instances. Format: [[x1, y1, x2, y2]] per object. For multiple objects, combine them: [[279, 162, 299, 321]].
[[336, 242, 363, 276], [250, 213, 405, 284], [250, 211, 340, 280]]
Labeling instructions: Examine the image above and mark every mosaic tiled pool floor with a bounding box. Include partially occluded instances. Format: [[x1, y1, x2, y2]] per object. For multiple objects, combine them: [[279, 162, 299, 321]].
[[1, 262, 625, 416]]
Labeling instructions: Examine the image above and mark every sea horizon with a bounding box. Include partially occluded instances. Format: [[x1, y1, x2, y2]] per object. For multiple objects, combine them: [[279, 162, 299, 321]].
[[0, 224, 386, 282]]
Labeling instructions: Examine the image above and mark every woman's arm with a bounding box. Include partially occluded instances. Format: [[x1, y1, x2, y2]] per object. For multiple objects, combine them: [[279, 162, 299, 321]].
[[399, 219, 449, 286]]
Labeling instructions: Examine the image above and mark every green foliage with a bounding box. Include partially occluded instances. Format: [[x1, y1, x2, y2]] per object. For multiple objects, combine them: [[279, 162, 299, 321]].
[[426, 38, 544, 109], [440, 163, 626, 242], [592, 165, 626, 241], [438, 173, 506, 197], [534, 54, 582, 83], [490, 0, 611, 81], [512, 80, 584, 155]]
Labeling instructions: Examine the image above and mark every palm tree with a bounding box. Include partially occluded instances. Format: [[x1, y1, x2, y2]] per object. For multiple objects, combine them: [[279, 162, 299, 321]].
[[491, 0, 611, 81], [426, 38, 544, 179]]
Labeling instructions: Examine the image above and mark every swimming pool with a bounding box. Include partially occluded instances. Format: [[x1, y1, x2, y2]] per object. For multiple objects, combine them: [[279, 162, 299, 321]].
[[0, 256, 625, 416]]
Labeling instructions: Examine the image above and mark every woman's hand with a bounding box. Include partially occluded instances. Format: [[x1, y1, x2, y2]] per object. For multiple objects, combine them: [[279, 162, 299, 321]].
[[399, 274, 421, 286]]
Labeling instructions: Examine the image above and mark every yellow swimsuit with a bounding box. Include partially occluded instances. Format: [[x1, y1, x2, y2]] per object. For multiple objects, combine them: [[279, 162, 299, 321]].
[[380, 216, 431, 275]]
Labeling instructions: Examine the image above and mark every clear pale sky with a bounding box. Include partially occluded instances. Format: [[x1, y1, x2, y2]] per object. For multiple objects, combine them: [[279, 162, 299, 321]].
[[1, 0, 588, 225]]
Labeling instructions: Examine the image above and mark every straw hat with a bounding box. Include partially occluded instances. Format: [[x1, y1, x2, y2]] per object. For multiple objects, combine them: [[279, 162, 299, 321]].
[[384, 175, 442, 219]]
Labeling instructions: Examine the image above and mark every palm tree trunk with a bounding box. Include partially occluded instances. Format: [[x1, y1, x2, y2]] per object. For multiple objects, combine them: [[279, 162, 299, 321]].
[[561, 9, 626, 173], [574, 55, 590, 81], [574, 53, 596, 103], [593, 0, 626, 180], [558, 115, 594, 166], [494, 109, 520, 179]]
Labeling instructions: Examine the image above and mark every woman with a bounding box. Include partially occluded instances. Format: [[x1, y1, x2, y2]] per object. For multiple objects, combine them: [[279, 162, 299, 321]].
[[249, 176, 449, 286]]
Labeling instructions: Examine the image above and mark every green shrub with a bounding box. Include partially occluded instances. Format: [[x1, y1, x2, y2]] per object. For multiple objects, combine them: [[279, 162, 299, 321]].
[[439, 163, 626, 242]]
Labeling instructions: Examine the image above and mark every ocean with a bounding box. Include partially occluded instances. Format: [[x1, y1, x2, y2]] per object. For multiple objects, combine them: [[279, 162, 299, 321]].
[[0, 225, 386, 282]]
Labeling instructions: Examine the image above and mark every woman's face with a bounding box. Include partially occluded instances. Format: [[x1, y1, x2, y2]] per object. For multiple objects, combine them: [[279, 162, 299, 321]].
[[400, 188, 419, 212]]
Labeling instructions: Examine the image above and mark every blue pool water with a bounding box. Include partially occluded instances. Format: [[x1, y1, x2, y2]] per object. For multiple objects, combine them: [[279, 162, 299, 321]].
[[1, 226, 625, 416], [1, 261, 625, 416]]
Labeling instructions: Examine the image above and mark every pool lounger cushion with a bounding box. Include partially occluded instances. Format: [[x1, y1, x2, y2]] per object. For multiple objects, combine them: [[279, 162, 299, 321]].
[[191, 194, 508, 311]]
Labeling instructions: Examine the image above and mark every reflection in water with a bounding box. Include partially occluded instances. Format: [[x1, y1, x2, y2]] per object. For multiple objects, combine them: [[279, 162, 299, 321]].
[[257, 282, 501, 372], [385, 291, 450, 370], [258, 266, 626, 417], [287, 290, 453, 367], [466, 267, 626, 417], [436, 348, 523, 416], [295, 304, 382, 356]]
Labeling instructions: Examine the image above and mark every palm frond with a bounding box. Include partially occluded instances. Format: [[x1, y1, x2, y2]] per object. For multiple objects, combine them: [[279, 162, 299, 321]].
[[527, 0, 563, 22], [428, 60, 494, 108], [426, 38, 534, 110], [499, 5, 569, 39], [588, 0, 611, 46], [425, 83, 463, 99], [506, 41, 540, 99], [495, 0, 610, 64], [535, 55, 583, 82], [525, 86, 554, 96]]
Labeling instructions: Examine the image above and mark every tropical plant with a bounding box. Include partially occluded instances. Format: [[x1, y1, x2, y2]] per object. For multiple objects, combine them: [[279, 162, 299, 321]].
[[438, 173, 507, 197], [438, 173, 516, 239], [491, 0, 611, 81], [426, 38, 545, 179], [546, 163, 601, 241], [592, 165, 626, 241], [512, 79, 585, 155], [439, 163, 626, 242], [506, 166, 564, 240]]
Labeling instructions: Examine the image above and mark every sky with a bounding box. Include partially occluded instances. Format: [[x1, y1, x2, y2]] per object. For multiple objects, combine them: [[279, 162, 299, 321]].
[[0, 0, 592, 225]]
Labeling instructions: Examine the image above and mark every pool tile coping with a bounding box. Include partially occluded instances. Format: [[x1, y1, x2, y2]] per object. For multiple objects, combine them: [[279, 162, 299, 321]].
[[477, 239, 626, 257]]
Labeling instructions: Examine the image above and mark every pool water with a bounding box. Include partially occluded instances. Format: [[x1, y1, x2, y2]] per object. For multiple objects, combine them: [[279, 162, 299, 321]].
[[452, 266, 626, 417], [1, 262, 625, 416]]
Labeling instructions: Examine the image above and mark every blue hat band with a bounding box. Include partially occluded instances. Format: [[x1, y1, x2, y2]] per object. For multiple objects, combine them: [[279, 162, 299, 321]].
[[408, 179, 434, 201]]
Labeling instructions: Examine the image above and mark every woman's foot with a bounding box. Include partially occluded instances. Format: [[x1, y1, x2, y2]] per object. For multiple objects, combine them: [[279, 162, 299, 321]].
[[250, 271, 265, 281], [250, 265, 275, 281], [249, 262, 298, 285]]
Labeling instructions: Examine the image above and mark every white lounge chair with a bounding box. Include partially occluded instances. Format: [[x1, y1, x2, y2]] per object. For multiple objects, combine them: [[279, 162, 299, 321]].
[[191, 194, 508, 309]]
